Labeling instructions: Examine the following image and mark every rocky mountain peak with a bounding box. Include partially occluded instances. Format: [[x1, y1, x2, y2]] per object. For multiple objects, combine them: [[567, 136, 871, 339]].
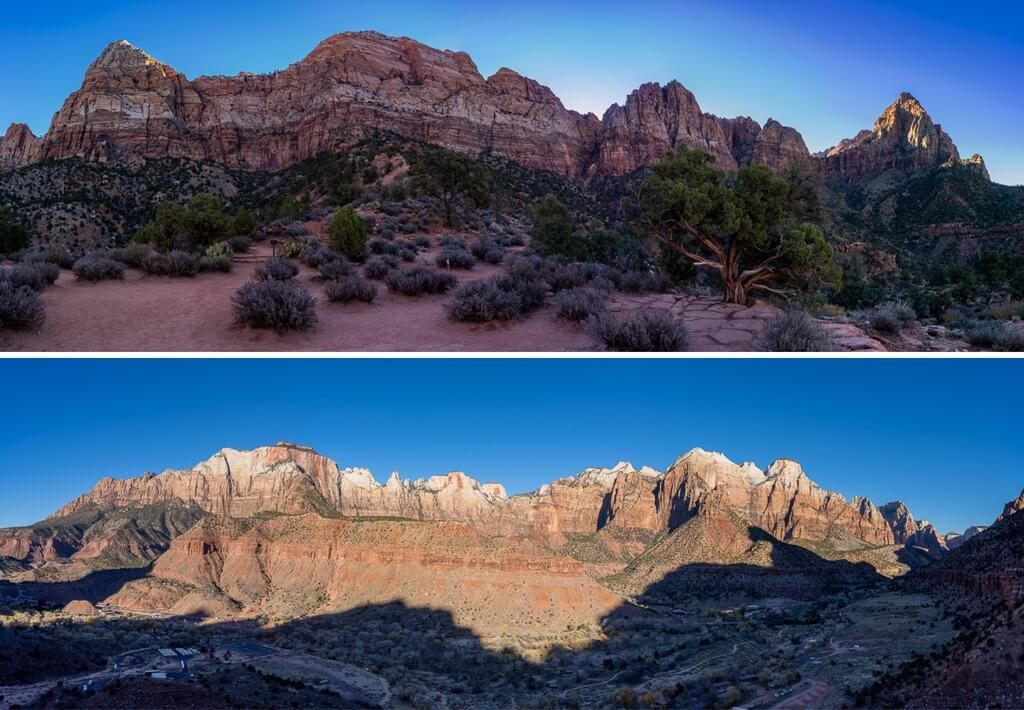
[[90, 40, 164, 71], [0, 122, 41, 171], [999, 488, 1024, 522]]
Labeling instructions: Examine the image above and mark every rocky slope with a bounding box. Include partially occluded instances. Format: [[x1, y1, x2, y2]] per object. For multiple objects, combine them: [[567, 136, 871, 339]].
[[45, 443, 934, 567], [108, 514, 622, 636], [1, 31, 972, 183]]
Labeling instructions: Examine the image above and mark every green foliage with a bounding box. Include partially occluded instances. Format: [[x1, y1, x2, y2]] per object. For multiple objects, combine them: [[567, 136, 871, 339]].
[[638, 148, 840, 303], [273, 193, 308, 221], [329, 207, 370, 259], [134, 193, 230, 251], [232, 208, 257, 236], [411, 146, 492, 226], [0, 206, 30, 254], [529, 196, 576, 258]]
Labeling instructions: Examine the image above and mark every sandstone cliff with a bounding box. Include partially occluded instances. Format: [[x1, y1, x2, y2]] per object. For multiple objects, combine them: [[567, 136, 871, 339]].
[[9, 32, 829, 180]]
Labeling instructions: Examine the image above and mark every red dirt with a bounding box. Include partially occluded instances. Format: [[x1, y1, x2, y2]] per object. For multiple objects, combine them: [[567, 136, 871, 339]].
[[1, 243, 598, 352]]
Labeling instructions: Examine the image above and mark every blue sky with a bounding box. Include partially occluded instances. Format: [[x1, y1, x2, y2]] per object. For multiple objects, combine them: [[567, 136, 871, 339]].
[[0, 359, 1020, 535], [0, 0, 1021, 184]]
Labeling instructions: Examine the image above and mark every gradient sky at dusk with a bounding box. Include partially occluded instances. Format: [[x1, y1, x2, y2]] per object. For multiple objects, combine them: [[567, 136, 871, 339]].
[[0, 0, 1021, 184], [0, 359, 1020, 535]]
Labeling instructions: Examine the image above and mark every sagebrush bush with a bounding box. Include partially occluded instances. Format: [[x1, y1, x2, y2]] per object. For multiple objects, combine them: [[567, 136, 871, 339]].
[[385, 267, 458, 296], [23, 245, 75, 269], [108, 243, 154, 268], [1, 263, 57, 292], [996, 329, 1024, 351], [364, 257, 394, 280], [414, 235, 432, 249], [368, 238, 400, 256], [554, 288, 607, 322], [73, 255, 125, 282], [324, 275, 377, 304], [591, 311, 688, 352], [756, 310, 835, 352], [299, 243, 326, 268], [0, 281, 45, 330], [965, 321, 1005, 348], [503, 253, 549, 283], [436, 246, 476, 270], [868, 301, 916, 333], [318, 257, 355, 281], [254, 256, 299, 282], [618, 270, 672, 294], [988, 301, 1024, 321], [445, 276, 546, 322], [232, 280, 317, 332], [471, 238, 505, 264], [399, 248, 417, 263], [142, 250, 200, 278]]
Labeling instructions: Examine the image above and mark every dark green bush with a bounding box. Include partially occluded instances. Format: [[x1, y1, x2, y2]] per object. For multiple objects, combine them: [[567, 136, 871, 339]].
[[329, 206, 370, 259]]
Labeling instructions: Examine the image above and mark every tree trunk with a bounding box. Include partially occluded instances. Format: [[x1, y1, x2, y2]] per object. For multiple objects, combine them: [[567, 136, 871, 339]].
[[721, 264, 750, 305]]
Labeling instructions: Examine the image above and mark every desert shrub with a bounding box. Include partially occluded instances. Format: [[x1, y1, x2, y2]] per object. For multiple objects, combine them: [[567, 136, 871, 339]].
[[364, 257, 394, 280], [318, 257, 355, 281], [868, 301, 916, 333], [232, 280, 317, 332], [445, 276, 546, 322], [228, 236, 252, 253], [0, 207, 31, 255], [24, 245, 75, 269], [329, 206, 370, 259], [436, 246, 476, 270], [142, 250, 200, 277], [368, 238, 400, 256], [254, 257, 299, 282], [756, 310, 834, 352], [554, 288, 607, 322], [277, 238, 303, 259], [0, 281, 45, 330], [988, 301, 1024, 321], [398, 248, 417, 263], [439, 235, 466, 248], [471, 238, 505, 264], [965, 321, 1005, 348], [200, 255, 232, 273], [619, 270, 672, 294], [232, 208, 257, 237], [504, 253, 549, 283], [324, 275, 377, 304], [385, 267, 458, 296], [109, 242, 154, 268], [414, 235, 432, 249], [995, 329, 1024, 352], [591, 311, 688, 352], [72, 255, 125, 282], [299, 243, 328, 268], [1, 263, 57, 291]]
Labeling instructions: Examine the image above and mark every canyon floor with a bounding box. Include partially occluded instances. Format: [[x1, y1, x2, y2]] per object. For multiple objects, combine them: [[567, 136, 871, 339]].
[[0, 237, 908, 353]]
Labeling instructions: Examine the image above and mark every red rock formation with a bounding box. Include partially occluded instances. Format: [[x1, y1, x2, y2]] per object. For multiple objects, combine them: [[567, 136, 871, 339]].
[[822, 93, 960, 180], [109, 514, 622, 634], [0, 123, 41, 171]]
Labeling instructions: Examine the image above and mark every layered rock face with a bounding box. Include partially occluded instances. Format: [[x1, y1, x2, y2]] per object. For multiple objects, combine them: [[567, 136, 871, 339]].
[[0, 123, 41, 171], [15, 32, 822, 180], [879, 500, 948, 556], [109, 514, 621, 634], [53, 443, 921, 554], [821, 93, 960, 181]]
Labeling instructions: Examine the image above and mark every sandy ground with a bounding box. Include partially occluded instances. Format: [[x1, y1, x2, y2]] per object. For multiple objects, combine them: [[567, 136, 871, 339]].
[[1, 243, 598, 353]]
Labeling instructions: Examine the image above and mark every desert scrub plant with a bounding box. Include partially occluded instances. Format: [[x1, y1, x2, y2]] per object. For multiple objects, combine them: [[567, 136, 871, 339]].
[[368, 238, 399, 256], [23, 245, 75, 269], [399, 247, 417, 263], [414, 235, 432, 249], [470, 238, 505, 264], [141, 250, 200, 278], [0, 281, 45, 330], [445, 276, 546, 322], [385, 267, 458, 297], [329, 206, 370, 259], [72, 255, 125, 282], [868, 301, 916, 333], [965, 321, 1006, 348], [232, 280, 317, 333], [591, 311, 688, 352], [200, 255, 232, 273], [254, 257, 299, 282], [318, 257, 356, 281], [1, 263, 58, 292], [205, 242, 234, 261], [988, 301, 1024, 321], [756, 310, 835, 352], [109, 242, 154, 268], [436, 245, 476, 270], [228, 235, 253, 253], [618, 270, 672, 294], [277, 238, 304, 259], [553, 288, 607, 322], [299, 243, 327, 268], [324, 275, 377, 304], [363, 257, 395, 280]]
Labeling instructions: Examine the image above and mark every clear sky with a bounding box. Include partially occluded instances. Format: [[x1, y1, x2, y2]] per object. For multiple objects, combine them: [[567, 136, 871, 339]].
[[0, 0, 1021, 184], [0, 359, 1020, 535]]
